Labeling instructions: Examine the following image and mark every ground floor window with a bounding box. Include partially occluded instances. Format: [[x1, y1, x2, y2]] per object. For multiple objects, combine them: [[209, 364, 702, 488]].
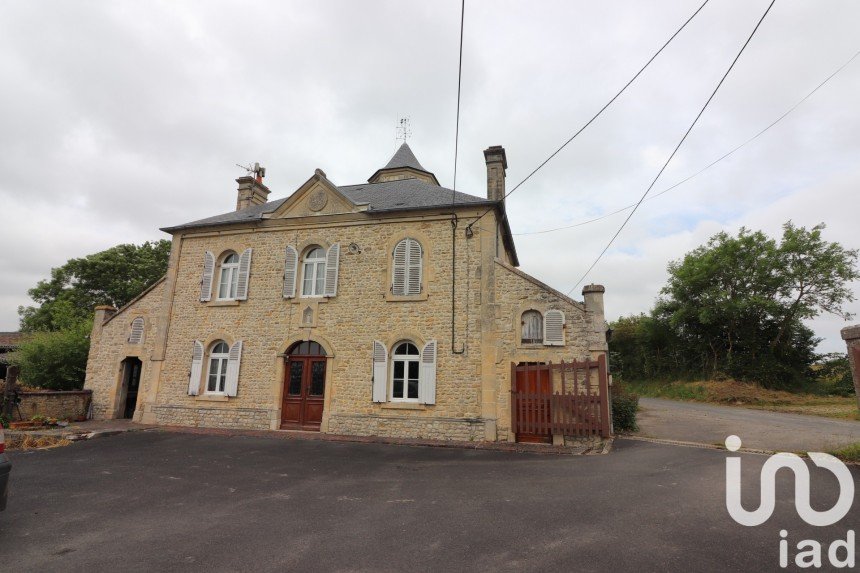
[[207, 341, 230, 393], [391, 341, 420, 401]]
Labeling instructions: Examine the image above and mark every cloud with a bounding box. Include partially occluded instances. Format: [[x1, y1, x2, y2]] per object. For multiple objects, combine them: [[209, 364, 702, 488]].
[[0, 0, 857, 354]]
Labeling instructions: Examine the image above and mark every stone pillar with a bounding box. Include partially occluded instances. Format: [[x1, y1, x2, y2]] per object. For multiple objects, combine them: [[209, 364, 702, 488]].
[[236, 175, 270, 211], [840, 325, 860, 410], [483, 146, 507, 202]]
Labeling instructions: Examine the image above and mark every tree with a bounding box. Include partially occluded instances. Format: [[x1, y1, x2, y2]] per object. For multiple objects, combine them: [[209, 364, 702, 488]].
[[14, 239, 171, 390], [12, 323, 91, 390], [655, 222, 856, 388], [18, 240, 171, 332]]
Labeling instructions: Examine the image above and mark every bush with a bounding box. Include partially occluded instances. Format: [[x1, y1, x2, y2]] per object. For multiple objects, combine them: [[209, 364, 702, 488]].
[[12, 322, 90, 391], [611, 382, 639, 433]]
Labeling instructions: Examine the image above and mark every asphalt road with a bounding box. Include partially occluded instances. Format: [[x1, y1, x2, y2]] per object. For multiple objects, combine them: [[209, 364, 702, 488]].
[[637, 397, 860, 452], [0, 431, 857, 572]]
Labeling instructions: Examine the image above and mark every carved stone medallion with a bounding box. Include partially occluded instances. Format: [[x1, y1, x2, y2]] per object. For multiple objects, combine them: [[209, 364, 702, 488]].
[[308, 189, 328, 212]]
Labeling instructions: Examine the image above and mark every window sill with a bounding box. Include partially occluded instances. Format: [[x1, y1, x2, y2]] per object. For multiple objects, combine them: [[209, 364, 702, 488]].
[[207, 300, 240, 307], [384, 292, 429, 302], [381, 402, 426, 411], [196, 394, 229, 402]]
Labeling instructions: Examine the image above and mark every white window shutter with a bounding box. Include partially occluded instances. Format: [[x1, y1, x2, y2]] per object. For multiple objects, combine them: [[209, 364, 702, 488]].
[[407, 239, 422, 295], [323, 243, 340, 297], [544, 310, 565, 346], [283, 245, 298, 298], [419, 339, 437, 405], [200, 251, 215, 302], [224, 340, 243, 397], [128, 317, 145, 344], [392, 240, 407, 296], [188, 340, 204, 396], [372, 340, 388, 402], [236, 248, 252, 300]]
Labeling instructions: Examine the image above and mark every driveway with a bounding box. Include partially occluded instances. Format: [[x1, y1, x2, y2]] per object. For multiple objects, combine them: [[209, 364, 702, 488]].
[[1, 430, 857, 572], [638, 397, 860, 452]]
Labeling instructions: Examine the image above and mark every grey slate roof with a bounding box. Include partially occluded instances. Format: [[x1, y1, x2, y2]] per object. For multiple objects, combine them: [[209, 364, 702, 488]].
[[382, 142, 427, 172], [162, 179, 492, 232]]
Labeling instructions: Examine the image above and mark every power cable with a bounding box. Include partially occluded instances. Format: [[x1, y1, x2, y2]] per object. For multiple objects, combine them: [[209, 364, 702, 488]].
[[567, 0, 777, 294], [464, 0, 711, 233], [515, 47, 860, 237]]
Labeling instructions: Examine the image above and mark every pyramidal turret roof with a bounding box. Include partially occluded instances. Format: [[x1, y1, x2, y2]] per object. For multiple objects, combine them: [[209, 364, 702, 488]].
[[368, 142, 439, 185], [383, 142, 428, 171]]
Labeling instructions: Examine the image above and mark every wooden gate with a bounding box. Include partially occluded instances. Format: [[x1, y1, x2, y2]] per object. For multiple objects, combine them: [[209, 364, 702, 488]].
[[511, 355, 611, 441]]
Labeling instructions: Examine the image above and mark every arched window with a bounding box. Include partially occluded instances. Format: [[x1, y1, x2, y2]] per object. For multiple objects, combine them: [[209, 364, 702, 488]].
[[301, 246, 327, 297], [128, 317, 145, 344], [206, 341, 230, 393], [521, 310, 543, 344], [391, 341, 420, 401], [217, 253, 240, 300], [392, 238, 423, 296]]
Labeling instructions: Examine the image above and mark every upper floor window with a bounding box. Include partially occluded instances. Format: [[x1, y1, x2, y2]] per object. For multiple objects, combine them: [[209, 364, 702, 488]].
[[206, 341, 230, 393], [521, 310, 543, 344], [392, 238, 423, 296], [391, 341, 420, 401], [217, 253, 240, 300], [301, 246, 327, 297]]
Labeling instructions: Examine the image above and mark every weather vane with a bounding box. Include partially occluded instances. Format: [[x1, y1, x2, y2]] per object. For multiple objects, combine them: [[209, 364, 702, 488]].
[[395, 115, 411, 146]]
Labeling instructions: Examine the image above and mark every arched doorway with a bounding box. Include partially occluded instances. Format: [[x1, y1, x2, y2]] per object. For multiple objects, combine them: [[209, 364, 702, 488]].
[[119, 357, 142, 419], [281, 341, 327, 430]]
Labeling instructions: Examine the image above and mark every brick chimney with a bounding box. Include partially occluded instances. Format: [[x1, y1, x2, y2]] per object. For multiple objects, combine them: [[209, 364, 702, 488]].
[[236, 165, 270, 211], [483, 145, 507, 202]]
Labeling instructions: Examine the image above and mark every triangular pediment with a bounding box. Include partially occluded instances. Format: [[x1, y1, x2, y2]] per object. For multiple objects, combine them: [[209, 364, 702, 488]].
[[266, 168, 368, 219]]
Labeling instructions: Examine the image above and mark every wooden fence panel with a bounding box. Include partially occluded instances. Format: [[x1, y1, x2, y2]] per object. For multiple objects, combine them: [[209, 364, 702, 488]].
[[511, 357, 611, 439]]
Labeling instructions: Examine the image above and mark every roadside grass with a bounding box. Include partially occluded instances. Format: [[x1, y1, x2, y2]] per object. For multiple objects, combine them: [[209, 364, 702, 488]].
[[829, 443, 860, 463], [627, 379, 859, 421]]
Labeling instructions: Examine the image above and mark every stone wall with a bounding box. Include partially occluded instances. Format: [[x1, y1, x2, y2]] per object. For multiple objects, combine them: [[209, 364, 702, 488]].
[[84, 279, 165, 420], [15, 390, 92, 421], [491, 259, 608, 441]]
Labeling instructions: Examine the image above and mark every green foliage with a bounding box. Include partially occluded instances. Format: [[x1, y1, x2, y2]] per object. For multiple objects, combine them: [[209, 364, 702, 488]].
[[610, 382, 639, 432], [625, 380, 708, 401], [12, 322, 91, 390], [18, 240, 171, 332], [611, 222, 858, 389], [0, 413, 9, 429], [829, 443, 860, 463], [816, 353, 855, 397]]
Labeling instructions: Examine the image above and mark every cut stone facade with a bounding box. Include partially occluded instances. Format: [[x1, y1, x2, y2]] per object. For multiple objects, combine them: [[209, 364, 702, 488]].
[[84, 143, 609, 442]]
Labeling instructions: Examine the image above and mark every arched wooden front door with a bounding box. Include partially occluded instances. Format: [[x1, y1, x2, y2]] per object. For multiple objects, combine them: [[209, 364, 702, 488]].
[[281, 341, 327, 431]]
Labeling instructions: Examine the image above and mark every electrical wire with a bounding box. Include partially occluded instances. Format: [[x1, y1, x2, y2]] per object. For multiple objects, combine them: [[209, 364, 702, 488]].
[[515, 47, 860, 237], [453, 0, 465, 203], [567, 0, 777, 294], [463, 0, 711, 233]]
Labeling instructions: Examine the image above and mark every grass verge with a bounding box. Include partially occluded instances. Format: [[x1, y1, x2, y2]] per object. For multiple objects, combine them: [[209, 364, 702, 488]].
[[627, 379, 859, 421], [829, 443, 860, 463]]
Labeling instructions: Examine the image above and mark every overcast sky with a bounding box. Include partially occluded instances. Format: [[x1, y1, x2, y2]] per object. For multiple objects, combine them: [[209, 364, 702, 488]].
[[1, 1, 858, 352]]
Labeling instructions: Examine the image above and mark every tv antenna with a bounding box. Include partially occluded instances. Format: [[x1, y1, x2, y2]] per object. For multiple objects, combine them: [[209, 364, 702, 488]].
[[236, 162, 266, 182]]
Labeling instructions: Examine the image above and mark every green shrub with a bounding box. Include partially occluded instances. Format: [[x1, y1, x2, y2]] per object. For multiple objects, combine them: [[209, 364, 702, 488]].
[[611, 382, 639, 433], [12, 322, 90, 391]]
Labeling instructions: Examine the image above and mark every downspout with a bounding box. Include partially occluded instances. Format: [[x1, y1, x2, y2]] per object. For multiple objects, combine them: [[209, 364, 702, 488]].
[[450, 213, 463, 354]]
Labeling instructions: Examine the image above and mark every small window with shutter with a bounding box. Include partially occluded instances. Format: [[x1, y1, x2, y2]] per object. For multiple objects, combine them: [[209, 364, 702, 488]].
[[128, 317, 145, 344], [544, 310, 566, 346], [392, 238, 423, 296], [521, 310, 543, 344]]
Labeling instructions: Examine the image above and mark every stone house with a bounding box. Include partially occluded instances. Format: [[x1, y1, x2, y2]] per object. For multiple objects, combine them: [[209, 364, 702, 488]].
[[84, 143, 608, 442]]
